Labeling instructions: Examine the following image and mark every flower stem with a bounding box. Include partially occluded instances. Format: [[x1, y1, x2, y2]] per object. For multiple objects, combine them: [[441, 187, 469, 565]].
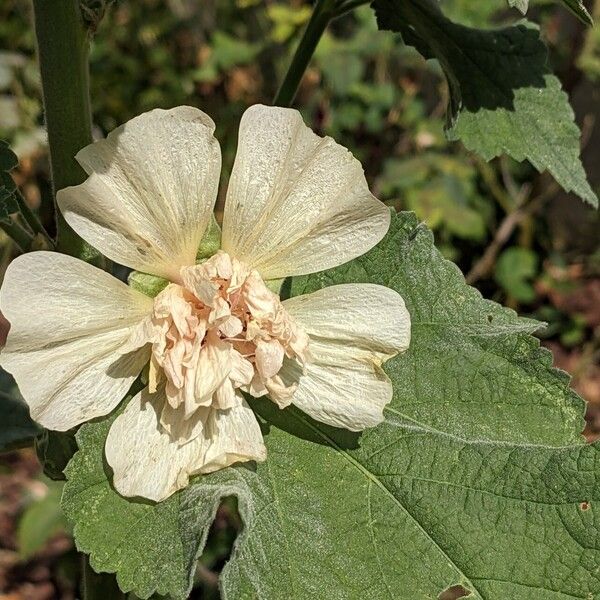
[[32, 0, 98, 260], [273, 0, 337, 107]]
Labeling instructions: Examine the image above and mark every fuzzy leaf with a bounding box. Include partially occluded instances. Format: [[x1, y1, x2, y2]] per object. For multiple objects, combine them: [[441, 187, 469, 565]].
[[373, 0, 598, 207], [62, 212, 597, 599]]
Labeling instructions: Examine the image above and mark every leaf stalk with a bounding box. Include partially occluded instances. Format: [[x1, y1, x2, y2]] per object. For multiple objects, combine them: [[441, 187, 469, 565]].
[[273, 0, 337, 106]]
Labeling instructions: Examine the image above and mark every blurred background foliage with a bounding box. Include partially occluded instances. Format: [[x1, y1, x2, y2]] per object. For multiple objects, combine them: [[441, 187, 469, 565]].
[[0, 0, 599, 597]]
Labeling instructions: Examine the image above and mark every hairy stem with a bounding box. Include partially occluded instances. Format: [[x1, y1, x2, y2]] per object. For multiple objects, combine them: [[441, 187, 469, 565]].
[[273, 0, 337, 106], [33, 3, 116, 598], [32, 0, 97, 259]]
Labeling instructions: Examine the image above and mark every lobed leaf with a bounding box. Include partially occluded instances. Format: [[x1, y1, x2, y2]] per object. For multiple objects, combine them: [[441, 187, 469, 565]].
[[372, 0, 598, 207], [62, 212, 598, 599]]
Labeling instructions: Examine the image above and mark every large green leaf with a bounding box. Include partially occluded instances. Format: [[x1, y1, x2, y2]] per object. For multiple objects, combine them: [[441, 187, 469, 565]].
[[62, 212, 597, 599], [373, 0, 598, 207]]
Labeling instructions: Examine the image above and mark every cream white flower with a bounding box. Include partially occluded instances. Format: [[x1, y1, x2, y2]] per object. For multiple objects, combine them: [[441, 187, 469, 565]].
[[0, 105, 411, 501]]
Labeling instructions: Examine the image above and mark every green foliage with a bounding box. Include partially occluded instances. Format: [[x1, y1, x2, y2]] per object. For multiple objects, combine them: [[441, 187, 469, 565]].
[[267, 3, 311, 42], [193, 32, 261, 83], [35, 429, 78, 481], [62, 212, 596, 599], [495, 247, 540, 302], [379, 154, 490, 242], [0, 368, 40, 452], [0, 139, 19, 219], [0, 391, 40, 452], [373, 0, 598, 207], [0, 138, 18, 171], [579, 20, 600, 80], [1, 1, 599, 596], [18, 479, 69, 559]]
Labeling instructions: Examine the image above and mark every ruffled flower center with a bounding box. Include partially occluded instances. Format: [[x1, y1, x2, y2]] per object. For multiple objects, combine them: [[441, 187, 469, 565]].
[[126, 251, 310, 432]]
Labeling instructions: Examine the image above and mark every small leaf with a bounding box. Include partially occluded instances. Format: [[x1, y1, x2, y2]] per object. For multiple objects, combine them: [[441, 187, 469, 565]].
[[372, 0, 598, 207], [495, 247, 539, 302], [18, 480, 69, 559], [62, 212, 597, 600]]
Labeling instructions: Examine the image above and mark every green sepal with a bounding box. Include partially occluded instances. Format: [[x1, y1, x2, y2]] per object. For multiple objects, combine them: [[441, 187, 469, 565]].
[[196, 214, 222, 261], [266, 278, 284, 295], [128, 271, 169, 298]]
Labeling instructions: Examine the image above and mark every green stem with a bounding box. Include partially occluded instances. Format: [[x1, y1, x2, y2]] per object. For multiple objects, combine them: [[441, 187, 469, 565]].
[[32, 0, 96, 258], [273, 0, 337, 107], [81, 555, 126, 600], [0, 219, 34, 252]]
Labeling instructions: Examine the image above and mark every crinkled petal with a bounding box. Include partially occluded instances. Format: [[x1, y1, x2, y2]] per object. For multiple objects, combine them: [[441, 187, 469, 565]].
[[193, 336, 232, 409], [106, 386, 266, 502], [222, 105, 390, 279], [57, 107, 221, 281], [282, 284, 411, 430], [0, 252, 152, 430], [255, 339, 285, 379]]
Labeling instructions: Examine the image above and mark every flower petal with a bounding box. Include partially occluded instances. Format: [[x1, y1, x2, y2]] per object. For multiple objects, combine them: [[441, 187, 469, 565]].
[[0, 252, 153, 430], [57, 107, 221, 281], [282, 284, 411, 430], [106, 386, 266, 501], [222, 105, 390, 279]]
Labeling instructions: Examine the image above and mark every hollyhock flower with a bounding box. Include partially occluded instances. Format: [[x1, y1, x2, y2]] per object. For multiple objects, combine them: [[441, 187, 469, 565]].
[[0, 105, 410, 501]]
